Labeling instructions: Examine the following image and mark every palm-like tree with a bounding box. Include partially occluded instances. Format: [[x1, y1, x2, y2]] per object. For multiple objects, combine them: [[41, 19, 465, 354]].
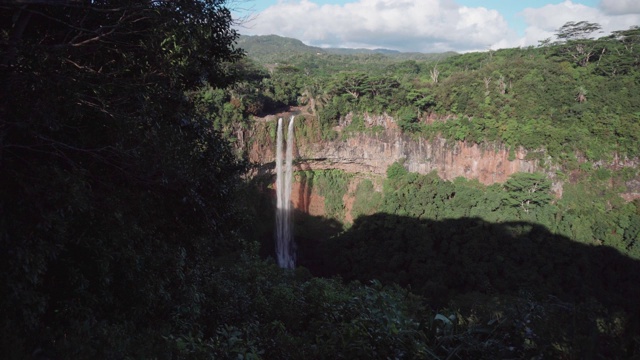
[[576, 86, 588, 103]]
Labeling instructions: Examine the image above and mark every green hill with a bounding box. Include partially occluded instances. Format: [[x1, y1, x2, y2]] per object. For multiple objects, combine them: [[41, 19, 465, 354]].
[[236, 34, 456, 63], [236, 34, 326, 62]]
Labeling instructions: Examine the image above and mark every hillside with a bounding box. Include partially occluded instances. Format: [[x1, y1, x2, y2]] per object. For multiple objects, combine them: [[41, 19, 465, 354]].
[[232, 27, 640, 273], [234, 29, 640, 162], [237, 34, 456, 64], [236, 34, 326, 61]]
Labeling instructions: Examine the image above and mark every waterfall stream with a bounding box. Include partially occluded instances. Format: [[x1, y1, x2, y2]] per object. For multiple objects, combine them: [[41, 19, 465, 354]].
[[276, 116, 295, 269]]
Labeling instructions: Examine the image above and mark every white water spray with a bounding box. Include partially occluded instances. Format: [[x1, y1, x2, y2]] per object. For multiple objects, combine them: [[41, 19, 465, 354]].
[[276, 116, 295, 269]]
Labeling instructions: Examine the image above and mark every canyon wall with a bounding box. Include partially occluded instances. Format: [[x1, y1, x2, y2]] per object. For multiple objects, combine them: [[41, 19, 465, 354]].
[[249, 112, 552, 221], [250, 112, 545, 185], [248, 111, 640, 223], [248, 112, 640, 218], [301, 133, 540, 184]]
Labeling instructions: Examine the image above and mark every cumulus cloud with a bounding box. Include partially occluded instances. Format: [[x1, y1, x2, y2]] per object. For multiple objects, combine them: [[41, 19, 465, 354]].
[[519, 1, 640, 47], [519, 1, 601, 46], [239, 0, 516, 52], [236, 0, 640, 53], [599, 0, 640, 15]]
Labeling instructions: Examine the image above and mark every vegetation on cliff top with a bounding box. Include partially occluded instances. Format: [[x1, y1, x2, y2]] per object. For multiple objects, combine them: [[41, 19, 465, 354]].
[[229, 26, 640, 167]]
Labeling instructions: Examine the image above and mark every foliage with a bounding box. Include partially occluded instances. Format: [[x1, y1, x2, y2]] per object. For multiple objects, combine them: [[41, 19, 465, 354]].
[[232, 25, 640, 164], [502, 172, 553, 213], [240, 162, 640, 359], [6, 8, 640, 358], [321, 210, 640, 358], [194, 256, 432, 359], [556, 21, 603, 41], [396, 107, 421, 132], [299, 170, 350, 220], [341, 114, 366, 139], [1, 1, 244, 357], [351, 179, 384, 220], [335, 162, 639, 259]]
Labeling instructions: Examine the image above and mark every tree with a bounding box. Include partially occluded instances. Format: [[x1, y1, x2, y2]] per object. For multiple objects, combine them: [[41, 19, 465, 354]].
[[300, 80, 329, 115], [555, 21, 603, 66], [503, 173, 553, 213], [430, 65, 440, 83], [556, 21, 602, 41], [368, 75, 400, 97], [406, 88, 436, 116], [1, 1, 244, 357], [602, 26, 640, 75], [576, 86, 588, 103], [329, 72, 371, 100], [611, 26, 640, 53]]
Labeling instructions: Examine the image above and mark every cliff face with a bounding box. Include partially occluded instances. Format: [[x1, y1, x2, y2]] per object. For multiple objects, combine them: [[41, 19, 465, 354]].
[[249, 112, 550, 220], [248, 111, 639, 221], [250, 112, 543, 185], [302, 133, 539, 184]]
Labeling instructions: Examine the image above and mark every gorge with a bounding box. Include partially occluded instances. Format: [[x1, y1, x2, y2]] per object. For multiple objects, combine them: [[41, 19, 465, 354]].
[[246, 109, 640, 272]]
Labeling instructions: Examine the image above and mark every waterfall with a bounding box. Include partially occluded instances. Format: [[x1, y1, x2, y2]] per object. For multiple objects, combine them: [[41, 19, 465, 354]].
[[276, 116, 296, 269]]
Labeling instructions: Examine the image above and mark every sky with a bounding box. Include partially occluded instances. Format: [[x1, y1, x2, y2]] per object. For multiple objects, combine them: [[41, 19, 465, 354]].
[[231, 0, 640, 52]]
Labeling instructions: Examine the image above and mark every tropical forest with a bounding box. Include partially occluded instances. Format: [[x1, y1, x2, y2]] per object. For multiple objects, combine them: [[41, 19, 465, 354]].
[[1, 1, 640, 359]]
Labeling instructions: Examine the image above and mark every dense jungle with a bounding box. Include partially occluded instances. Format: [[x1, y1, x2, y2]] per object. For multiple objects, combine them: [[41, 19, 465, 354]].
[[1, 1, 639, 358]]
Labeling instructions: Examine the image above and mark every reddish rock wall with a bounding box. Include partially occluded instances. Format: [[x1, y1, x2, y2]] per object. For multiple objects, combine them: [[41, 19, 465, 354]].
[[250, 113, 543, 186], [249, 112, 640, 219], [291, 180, 325, 216]]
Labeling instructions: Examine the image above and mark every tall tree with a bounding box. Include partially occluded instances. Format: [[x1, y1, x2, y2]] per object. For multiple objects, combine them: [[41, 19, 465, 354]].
[[555, 21, 603, 66]]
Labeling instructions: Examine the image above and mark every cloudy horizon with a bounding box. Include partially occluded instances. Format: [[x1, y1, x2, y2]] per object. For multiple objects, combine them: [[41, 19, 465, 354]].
[[233, 0, 640, 53]]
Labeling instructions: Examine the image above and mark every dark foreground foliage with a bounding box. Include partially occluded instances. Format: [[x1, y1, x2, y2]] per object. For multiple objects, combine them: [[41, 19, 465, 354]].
[[1, 1, 245, 357]]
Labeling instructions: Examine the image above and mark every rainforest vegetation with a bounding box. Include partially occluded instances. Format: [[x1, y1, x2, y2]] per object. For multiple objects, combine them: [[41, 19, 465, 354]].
[[2, 1, 639, 358]]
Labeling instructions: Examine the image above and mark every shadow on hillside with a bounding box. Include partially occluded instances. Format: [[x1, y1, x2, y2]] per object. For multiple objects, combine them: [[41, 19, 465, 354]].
[[300, 213, 640, 357], [256, 204, 344, 267], [304, 213, 640, 314], [293, 210, 343, 271], [249, 205, 640, 357]]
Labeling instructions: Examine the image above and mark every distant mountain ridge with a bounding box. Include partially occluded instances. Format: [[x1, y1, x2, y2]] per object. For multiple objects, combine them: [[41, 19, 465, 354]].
[[236, 34, 455, 62]]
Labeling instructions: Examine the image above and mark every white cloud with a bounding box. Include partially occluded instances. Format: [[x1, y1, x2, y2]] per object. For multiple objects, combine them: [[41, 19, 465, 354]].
[[239, 0, 516, 52], [599, 0, 640, 15], [519, 1, 600, 46], [236, 0, 640, 53], [519, 1, 640, 47]]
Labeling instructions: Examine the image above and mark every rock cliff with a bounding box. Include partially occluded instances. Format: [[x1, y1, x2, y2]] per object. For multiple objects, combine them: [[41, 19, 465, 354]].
[[250, 112, 543, 185], [247, 111, 639, 222]]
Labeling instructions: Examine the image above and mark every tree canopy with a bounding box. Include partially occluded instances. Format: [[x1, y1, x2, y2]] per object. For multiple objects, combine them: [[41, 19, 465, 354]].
[[1, 1, 245, 357]]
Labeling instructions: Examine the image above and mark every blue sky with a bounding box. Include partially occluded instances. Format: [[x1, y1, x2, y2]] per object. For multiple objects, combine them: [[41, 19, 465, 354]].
[[455, 0, 599, 35], [233, 0, 640, 52], [241, 0, 600, 35]]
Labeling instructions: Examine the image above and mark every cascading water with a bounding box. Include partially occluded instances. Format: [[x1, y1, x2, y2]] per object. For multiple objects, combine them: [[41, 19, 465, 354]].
[[275, 116, 296, 269]]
